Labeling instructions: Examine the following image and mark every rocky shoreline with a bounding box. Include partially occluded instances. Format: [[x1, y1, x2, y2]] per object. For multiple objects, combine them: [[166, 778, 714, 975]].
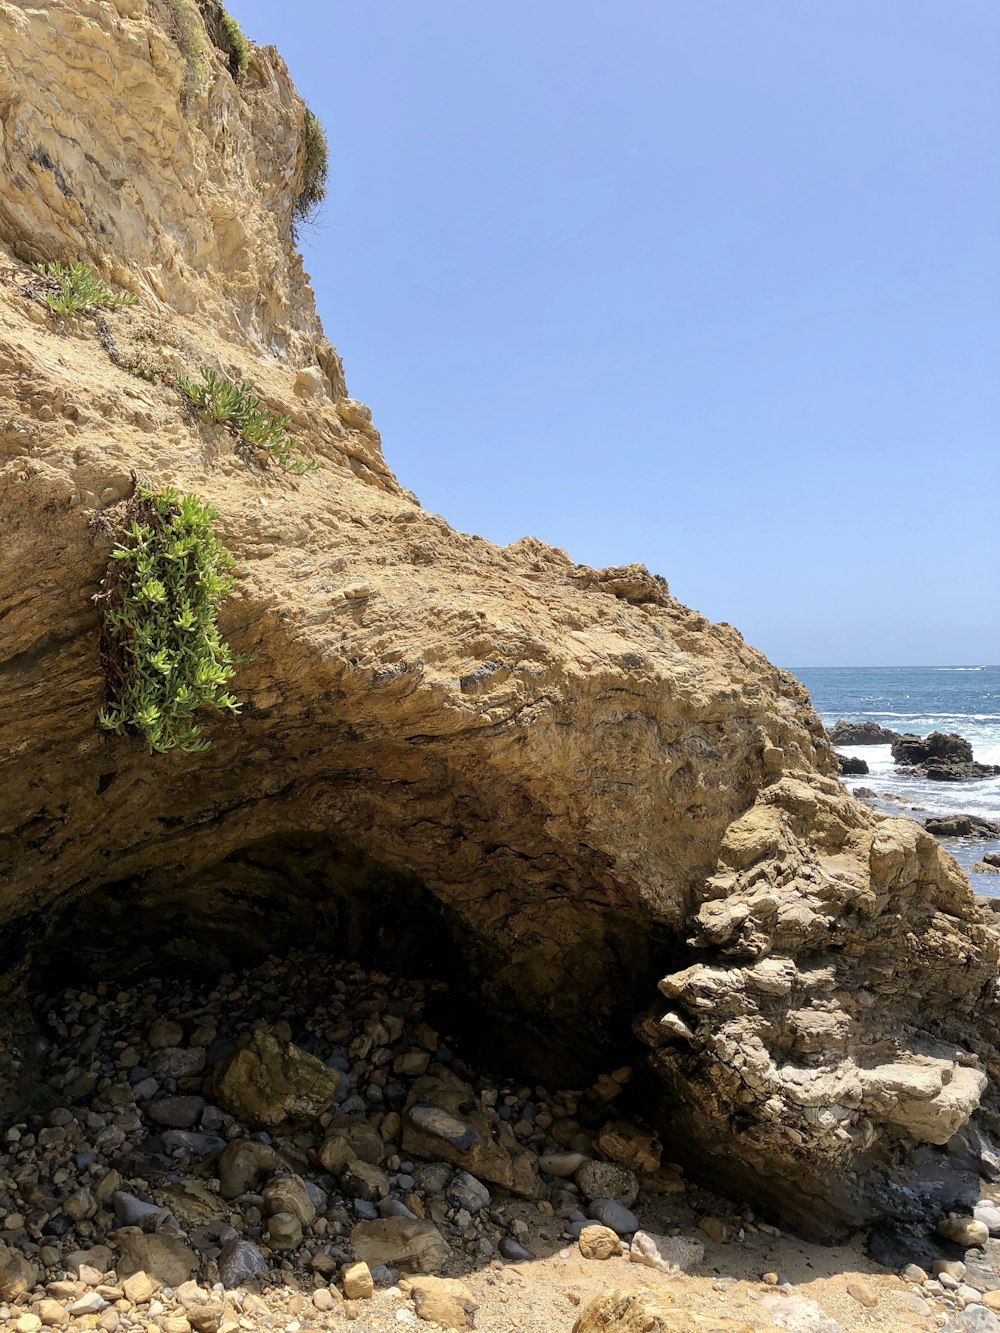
[[6, 951, 1000, 1333]]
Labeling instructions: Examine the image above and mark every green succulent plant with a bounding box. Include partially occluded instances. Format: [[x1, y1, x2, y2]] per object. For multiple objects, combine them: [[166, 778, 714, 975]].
[[35, 261, 136, 314], [178, 367, 319, 474], [96, 485, 241, 753]]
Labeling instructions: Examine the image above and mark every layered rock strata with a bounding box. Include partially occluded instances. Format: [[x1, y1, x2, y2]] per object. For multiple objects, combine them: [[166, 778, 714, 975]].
[[1, 0, 999, 1243]]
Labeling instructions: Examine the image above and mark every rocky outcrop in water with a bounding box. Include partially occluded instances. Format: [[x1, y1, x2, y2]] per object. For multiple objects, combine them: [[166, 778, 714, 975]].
[[836, 753, 869, 776], [2, 0, 1000, 1250], [830, 720, 901, 746], [891, 733, 1000, 782], [926, 816, 1000, 840]]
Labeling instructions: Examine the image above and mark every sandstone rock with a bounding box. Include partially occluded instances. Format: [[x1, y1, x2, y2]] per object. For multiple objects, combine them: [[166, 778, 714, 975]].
[[351, 1218, 451, 1274], [539, 1151, 588, 1177], [122, 1270, 160, 1303], [572, 1287, 754, 1333], [938, 1215, 990, 1248], [35, 1300, 70, 1329], [0, 1243, 37, 1299], [405, 1276, 478, 1329], [402, 1076, 537, 1196], [0, 0, 998, 1252], [262, 1176, 316, 1227], [596, 1121, 662, 1174], [579, 1225, 621, 1260], [210, 1029, 341, 1129], [264, 1211, 302, 1250], [116, 1230, 198, 1287], [217, 1140, 285, 1200], [148, 1018, 185, 1049], [698, 1216, 729, 1244], [846, 1275, 878, 1307], [629, 1232, 705, 1274], [576, 1160, 639, 1206], [341, 1262, 374, 1300]]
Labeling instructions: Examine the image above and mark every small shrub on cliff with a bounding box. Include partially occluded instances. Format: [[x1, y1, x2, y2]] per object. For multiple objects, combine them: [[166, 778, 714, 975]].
[[295, 108, 329, 225], [96, 485, 241, 754], [34, 261, 136, 315], [220, 10, 250, 82], [178, 367, 319, 474]]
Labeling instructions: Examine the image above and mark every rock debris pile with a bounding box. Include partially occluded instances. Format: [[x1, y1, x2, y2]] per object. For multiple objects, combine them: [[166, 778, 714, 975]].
[[0, 949, 685, 1330]]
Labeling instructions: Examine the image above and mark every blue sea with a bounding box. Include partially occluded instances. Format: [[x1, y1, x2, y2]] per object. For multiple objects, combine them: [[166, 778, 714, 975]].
[[793, 666, 1000, 894]]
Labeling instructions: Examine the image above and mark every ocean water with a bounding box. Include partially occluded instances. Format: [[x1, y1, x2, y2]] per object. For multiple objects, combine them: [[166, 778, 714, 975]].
[[793, 666, 1000, 894]]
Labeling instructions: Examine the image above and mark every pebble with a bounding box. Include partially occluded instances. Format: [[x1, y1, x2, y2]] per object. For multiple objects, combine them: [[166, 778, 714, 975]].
[[217, 1240, 267, 1288], [499, 1237, 535, 1262], [587, 1199, 639, 1236]]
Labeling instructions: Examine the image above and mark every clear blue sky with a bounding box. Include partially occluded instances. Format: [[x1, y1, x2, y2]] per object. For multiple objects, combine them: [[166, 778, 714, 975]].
[[229, 0, 999, 668]]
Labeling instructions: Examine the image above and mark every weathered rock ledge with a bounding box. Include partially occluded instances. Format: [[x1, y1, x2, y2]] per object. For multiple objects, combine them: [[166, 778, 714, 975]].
[[2, 0, 1000, 1247]]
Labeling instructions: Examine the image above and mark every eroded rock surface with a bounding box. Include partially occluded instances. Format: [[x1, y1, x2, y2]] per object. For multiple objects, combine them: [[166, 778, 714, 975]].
[[1, 0, 999, 1247]]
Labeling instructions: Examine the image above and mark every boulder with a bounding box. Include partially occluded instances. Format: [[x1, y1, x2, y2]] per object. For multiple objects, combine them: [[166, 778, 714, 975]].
[[351, 1218, 451, 1275], [402, 1075, 537, 1196], [217, 1140, 286, 1199], [0, 1243, 37, 1300], [115, 1230, 198, 1287], [406, 1276, 478, 1328], [209, 1029, 341, 1129]]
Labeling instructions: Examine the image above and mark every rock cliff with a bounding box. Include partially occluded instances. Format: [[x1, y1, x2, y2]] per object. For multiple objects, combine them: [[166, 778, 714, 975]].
[[2, 0, 999, 1243]]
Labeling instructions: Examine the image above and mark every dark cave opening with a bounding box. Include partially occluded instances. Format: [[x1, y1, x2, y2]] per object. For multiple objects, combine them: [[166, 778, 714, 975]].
[[24, 834, 685, 1104]]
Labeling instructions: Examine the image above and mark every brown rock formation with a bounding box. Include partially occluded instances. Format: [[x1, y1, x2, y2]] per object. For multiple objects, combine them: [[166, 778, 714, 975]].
[[891, 731, 1000, 781], [829, 720, 901, 746], [1, 0, 999, 1244]]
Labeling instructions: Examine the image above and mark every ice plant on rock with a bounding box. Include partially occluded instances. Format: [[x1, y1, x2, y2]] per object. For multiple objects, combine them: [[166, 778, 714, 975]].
[[95, 484, 241, 753]]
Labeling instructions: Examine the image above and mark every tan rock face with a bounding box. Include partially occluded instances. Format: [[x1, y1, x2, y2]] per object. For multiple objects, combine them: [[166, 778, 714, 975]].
[[1, 0, 999, 1247]]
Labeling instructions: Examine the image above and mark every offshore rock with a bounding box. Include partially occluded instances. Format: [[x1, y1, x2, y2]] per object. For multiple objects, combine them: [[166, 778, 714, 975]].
[[892, 732, 1000, 782], [829, 720, 901, 745], [0, 0, 999, 1247]]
